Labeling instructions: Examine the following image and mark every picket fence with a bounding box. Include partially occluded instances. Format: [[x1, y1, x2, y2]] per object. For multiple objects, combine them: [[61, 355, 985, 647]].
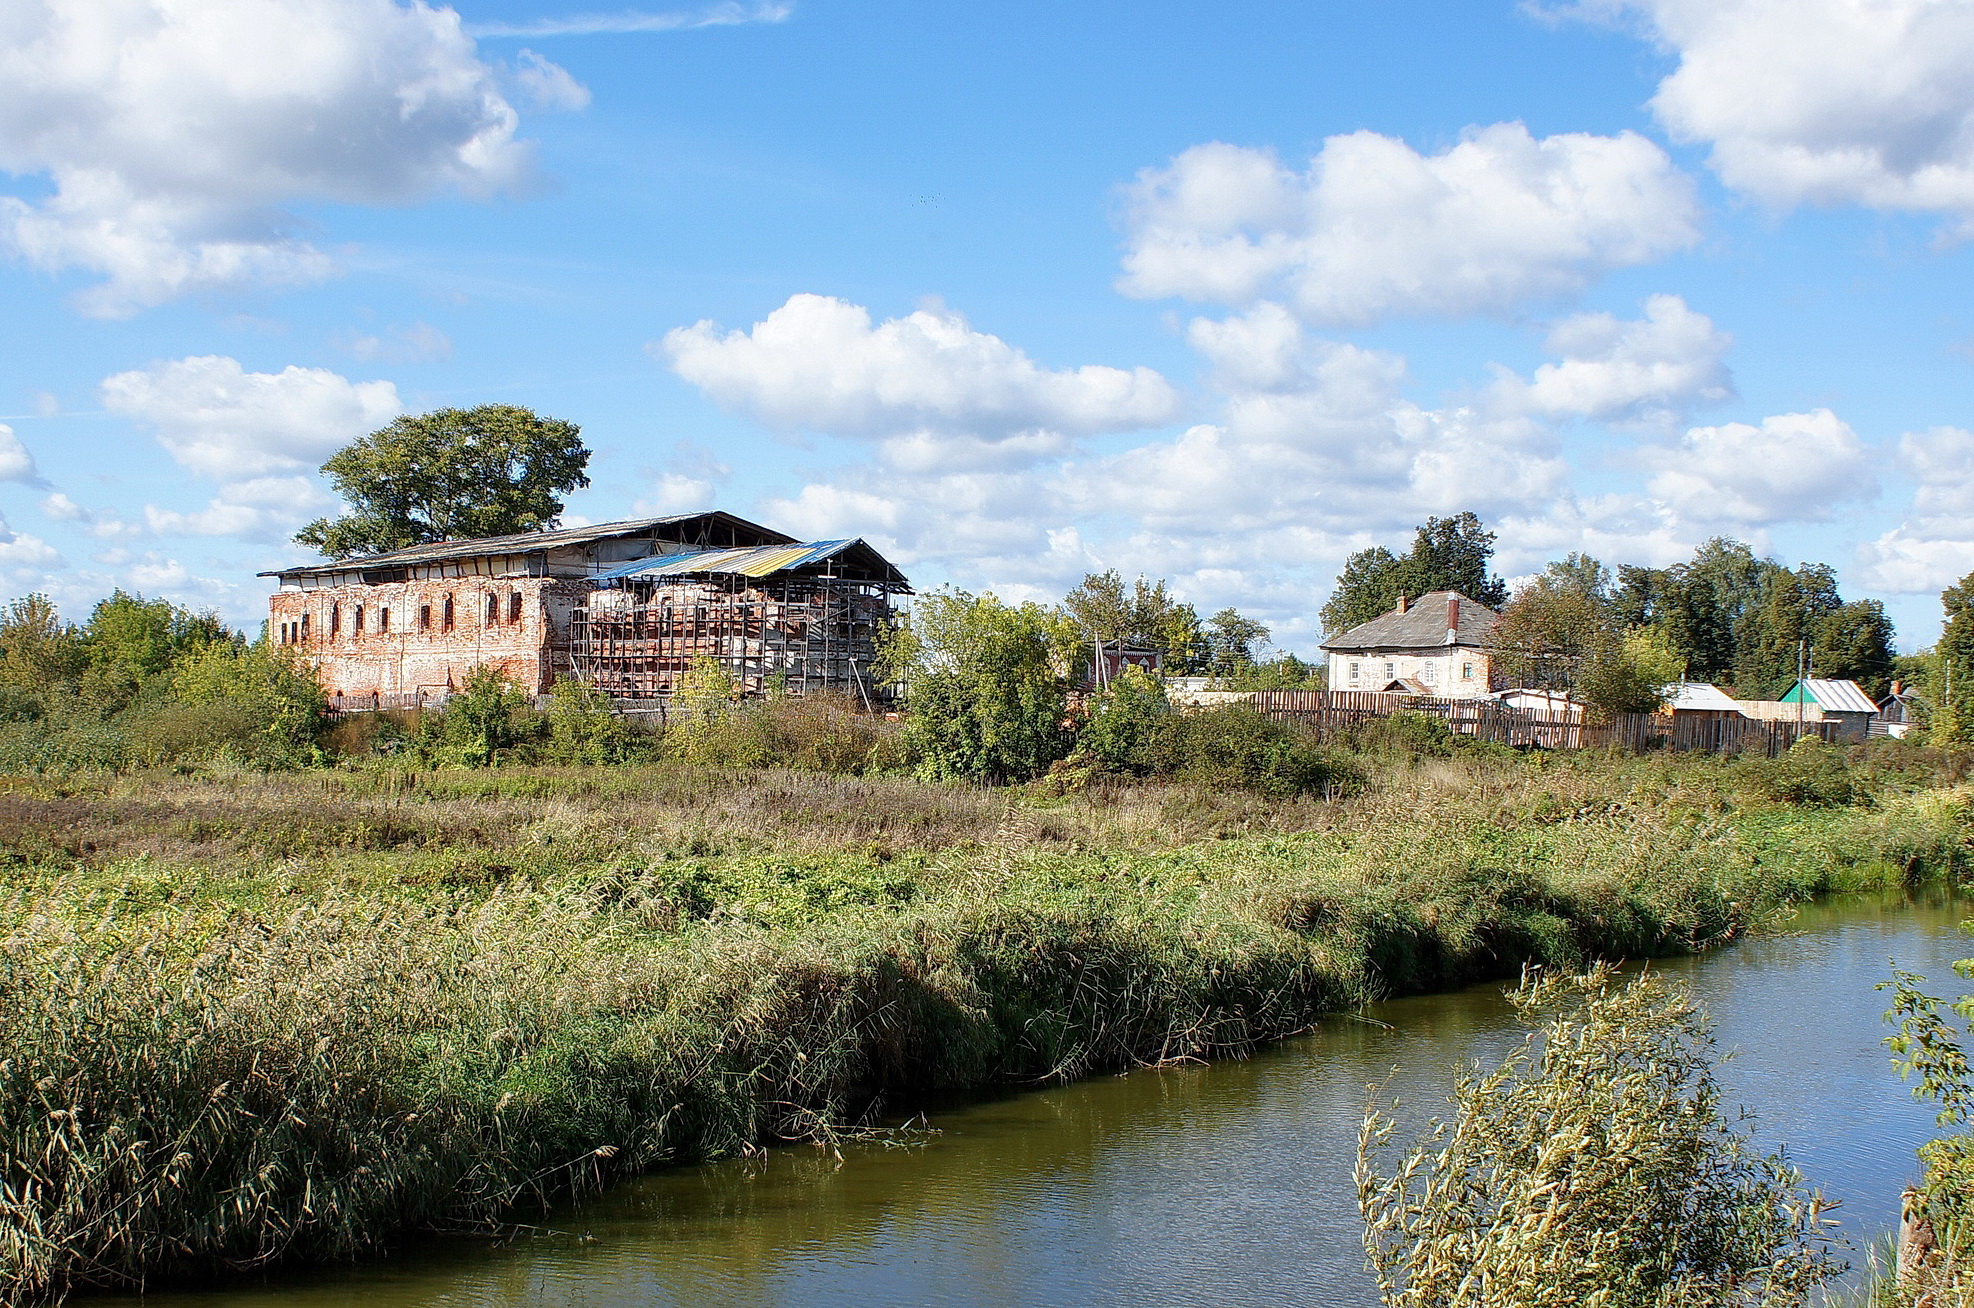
[[1246, 689, 1835, 757]]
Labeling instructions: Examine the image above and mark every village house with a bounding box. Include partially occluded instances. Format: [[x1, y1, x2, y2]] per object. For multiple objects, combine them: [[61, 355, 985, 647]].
[[262, 512, 911, 706], [1320, 590, 1501, 698]]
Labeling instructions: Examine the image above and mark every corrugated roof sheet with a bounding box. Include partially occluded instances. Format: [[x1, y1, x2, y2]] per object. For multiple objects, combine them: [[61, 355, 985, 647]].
[[592, 537, 909, 587], [595, 539, 858, 580], [1665, 681, 1740, 712], [260, 512, 794, 578], [1320, 590, 1499, 651], [1788, 678, 1880, 715]]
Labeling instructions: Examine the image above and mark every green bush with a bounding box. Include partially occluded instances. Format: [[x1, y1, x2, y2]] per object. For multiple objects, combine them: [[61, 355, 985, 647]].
[[1359, 967, 1844, 1307], [544, 678, 651, 765], [1746, 738, 1856, 806], [1140, 703, 1356, 796], [1078, 666, 1171, 773]]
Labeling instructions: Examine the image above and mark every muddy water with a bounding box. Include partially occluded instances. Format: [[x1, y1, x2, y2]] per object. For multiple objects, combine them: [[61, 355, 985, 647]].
[[118, 891, 1969, 1306]]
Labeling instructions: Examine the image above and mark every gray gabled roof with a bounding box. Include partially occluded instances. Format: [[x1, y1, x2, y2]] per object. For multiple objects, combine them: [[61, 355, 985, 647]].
[[260, 511, 794, 581], [1321, 590, 1499, 652]]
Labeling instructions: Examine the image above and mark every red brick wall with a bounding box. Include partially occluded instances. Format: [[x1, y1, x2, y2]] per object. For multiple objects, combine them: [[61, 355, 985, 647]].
[[269, 577, 584, 696]]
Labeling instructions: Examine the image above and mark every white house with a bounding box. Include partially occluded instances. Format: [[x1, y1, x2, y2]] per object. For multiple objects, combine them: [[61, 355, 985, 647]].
[[1321, 591, 1500, 699]]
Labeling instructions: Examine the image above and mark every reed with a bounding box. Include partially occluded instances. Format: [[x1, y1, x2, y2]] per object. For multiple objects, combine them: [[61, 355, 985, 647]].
[[1, 749, 1967, 1301]]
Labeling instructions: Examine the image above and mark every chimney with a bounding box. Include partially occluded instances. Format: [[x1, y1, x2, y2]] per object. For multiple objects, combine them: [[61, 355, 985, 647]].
[[1395, 593, 1409, 614], [1893, 679, 1904, 696], [1445, 595, 1460, 645]]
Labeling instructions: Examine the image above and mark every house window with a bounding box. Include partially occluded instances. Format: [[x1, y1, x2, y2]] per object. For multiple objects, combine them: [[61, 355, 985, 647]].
[[1348, 661, 1360, 683], [330, 604, 340, 638], [380, 608, 391, 634], [442, 595, 455, 632], [1462, 662, 1475, 680], [1422, 661, 1437, 685], [508, 590, 523, 623], [418, 604, 432, 631], [1384, 661, 1396, 680], [300, 613, 310, 642], [355, 605, 365, 635], [486, 593, 499, 625]]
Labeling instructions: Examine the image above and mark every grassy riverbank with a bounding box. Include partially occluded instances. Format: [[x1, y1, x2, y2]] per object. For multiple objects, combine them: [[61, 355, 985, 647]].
[[3, 743, 1970, 1301]]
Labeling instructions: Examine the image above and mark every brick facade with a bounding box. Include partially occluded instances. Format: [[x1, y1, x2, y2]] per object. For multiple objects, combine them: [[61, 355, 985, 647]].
[[269, 576, 588, 697]]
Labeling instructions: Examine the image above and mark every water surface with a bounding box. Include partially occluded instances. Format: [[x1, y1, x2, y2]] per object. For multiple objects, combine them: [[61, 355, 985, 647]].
[[120, 891, 1970, 1307]]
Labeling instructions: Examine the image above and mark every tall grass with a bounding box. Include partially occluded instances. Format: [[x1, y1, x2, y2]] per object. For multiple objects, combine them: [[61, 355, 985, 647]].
[[1, 749, 1968, 1300]]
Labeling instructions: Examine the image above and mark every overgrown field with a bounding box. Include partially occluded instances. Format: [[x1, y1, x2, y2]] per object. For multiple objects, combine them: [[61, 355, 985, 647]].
[[3, 743, 1971, 1301]]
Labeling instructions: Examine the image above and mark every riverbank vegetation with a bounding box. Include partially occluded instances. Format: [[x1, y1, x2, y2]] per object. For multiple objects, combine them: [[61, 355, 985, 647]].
[[1358, 967, 1844, 1307], [2, 738, 1970, 1301]]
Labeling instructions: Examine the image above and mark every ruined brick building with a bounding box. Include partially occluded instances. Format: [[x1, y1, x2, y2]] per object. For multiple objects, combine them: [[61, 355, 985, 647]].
[[263, 512, 911, 707]]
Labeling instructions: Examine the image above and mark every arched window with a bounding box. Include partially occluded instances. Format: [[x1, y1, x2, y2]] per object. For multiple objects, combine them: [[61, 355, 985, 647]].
[[355, 605, 365, 636], [486, 593, 499, 625], [330, 604, 340, 638], [418, 605, 432, 631], [300, 613, 310, 642], [442, 595, 455, 632], [381, 608, 391, 633]]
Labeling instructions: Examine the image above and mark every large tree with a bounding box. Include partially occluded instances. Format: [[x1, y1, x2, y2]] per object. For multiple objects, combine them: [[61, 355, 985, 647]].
[[295, 405, 591, 559], [1320, 513, 1509, 635], [1060, 570, 1209, 673]]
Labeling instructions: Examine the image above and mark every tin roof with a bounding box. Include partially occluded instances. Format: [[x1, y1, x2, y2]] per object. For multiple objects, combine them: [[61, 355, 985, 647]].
[[1665, 681, 1740, 712], [1320, 591, 1499, 651], [594, 537, 910, 588], [261, 511, 793, 580], [1783, 678, 1879, 715]]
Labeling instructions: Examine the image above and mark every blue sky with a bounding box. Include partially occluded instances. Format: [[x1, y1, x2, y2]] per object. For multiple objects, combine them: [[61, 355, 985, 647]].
[[2, 0, 1972, 653]]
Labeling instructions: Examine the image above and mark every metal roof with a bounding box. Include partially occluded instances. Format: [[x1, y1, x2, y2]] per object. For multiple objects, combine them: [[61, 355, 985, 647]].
[[1784, 678, 1880, 715], [1320, 591, 1499, 651], [260, 511, 794, 579], [593, 537, 909, 587], [1665, 681, 1741, 712]]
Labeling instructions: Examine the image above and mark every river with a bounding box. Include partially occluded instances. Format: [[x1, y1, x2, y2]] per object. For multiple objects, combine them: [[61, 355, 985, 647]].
[[114, 890, 1970, 1306]]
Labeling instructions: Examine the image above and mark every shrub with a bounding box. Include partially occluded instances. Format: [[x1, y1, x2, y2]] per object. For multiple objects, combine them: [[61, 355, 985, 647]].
[[545, 678, 650, 765], [1358, 966, 1844, 1308], [893, 590, 1073, 783], [1140, 704, 1354, 796], [1078, 666, 1171, 773], [1340, 709, 1458, 758], [1747, 737, 1856, 806]]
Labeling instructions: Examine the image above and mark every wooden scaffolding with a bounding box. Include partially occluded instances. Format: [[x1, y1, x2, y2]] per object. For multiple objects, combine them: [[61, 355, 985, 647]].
[[564, 574, 897, 706]]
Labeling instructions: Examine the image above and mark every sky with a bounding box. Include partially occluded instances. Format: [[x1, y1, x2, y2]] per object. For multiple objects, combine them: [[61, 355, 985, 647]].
[[2, 0, 1973, 655]]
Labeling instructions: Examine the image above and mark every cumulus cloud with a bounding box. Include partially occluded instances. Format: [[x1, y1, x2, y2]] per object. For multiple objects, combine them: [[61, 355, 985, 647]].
[[1857, 426, 1974, 592], [0, 510, 63, 580], [1643, 409, 1875, 526], [662, 293, 1183, 452], [1550, 0, 1974, 232], [100, 355, 401, 479], [40, 492, 143, 541], [1117, 123, 1701, 325], [1489, 293, 1733, 424], [0, 0, 579, 315], [0, 424, 43, 485]]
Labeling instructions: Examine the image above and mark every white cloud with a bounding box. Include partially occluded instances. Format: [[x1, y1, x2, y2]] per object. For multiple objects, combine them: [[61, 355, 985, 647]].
[[512, 50, 591, 110], [0, 424, 43, 484], [40, 492, 143, 541], [1858, 426, 1974, 592], [1552, 0, 1974, 232], [0, 0, 579, 315], [663, 293, 1182, 451], [1644, 409, 1875, 526], [100, 355, 401, 479], [1489, 293, 1733, 423], [1117, 123, 1701, 325], [0, 510, 63, 579]]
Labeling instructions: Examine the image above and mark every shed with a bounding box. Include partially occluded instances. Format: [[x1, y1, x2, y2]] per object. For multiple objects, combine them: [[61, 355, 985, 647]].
[[1780, 678, 1878, 743], [1876, 681, 1925, 739], [1664, 682, 1741, 715]]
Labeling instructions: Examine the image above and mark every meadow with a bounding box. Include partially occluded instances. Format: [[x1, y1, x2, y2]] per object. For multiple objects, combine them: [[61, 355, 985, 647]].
[[2, 739, 1971, 1302]]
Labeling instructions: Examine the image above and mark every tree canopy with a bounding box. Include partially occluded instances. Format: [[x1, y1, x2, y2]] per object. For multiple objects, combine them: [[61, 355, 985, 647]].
[[296, 405, 591, 560], [1321, 513, 1509, 635], [1061, 571, 1208, 673]]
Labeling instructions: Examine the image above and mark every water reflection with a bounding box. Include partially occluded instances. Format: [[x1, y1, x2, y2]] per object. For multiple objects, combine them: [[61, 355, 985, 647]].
[[114, 891, 1968, 1307]]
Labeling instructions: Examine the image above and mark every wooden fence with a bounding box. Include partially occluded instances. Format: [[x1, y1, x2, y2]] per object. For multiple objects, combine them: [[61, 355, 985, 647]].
[[1246, 689, 1836, 756]]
